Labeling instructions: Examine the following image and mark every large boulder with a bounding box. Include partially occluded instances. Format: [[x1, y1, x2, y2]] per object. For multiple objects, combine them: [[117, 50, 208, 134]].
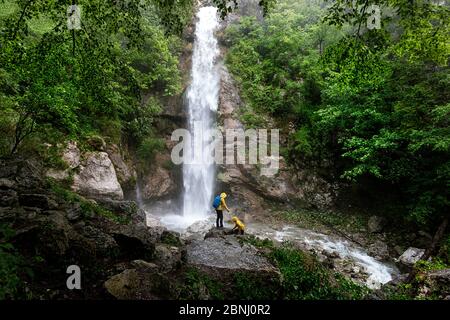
[[187, 235, 280, 288], [154, 243, 184, 272], [0, 158, 43, 190], [72, 151, 124, 200], [398, 247, 425, 267], [104, 268, 174, 300]]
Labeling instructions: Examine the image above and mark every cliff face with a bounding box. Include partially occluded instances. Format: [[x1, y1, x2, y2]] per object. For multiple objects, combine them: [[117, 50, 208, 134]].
[[213, 7, 338, 220]]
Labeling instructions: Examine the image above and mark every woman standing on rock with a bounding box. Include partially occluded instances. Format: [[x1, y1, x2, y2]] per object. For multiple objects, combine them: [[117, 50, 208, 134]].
[[212, 192, 230, 228]]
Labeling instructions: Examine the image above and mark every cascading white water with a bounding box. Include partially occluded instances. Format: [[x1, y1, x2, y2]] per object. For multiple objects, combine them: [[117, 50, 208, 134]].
[[249, 224, 400, 289], [160, 6, 220, 230]]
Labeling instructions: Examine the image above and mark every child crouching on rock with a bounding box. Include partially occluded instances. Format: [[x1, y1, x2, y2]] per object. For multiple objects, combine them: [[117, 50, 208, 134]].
[[230, 216, 245, 235]]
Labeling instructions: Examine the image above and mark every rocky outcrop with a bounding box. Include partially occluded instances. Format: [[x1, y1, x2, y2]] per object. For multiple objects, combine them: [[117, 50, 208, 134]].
[[420, 269, 450, 298], [106, 143, 136, 190], [62, 141, 81, 168], [0, 157, 185, 299], [216, 65, 337, 212], [142, 167, 175, 199], [368, 240, 391, 261], [398, 247, 425, 267], [45, 141, 129, 201], [72, 151, 124, 200], [141, 153, 178, 200], [187, 233, 279, 275]]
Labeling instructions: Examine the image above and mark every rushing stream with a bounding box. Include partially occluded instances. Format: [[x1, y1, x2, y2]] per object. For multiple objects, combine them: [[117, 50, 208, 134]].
[[247, 224, 400, 289]]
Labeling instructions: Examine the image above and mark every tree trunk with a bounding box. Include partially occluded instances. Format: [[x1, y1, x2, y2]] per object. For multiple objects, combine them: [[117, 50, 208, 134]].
[[406, 216, 449, 283]]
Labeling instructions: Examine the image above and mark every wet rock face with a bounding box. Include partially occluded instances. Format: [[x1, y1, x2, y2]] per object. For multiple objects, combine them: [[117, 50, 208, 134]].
[[142, 167, 176, 199], [72, 151, 124, 200], [217, 64, 337, 211], [106, 143, 136, 190], [368, 240, 391, 261], [140, 150, 180, 201]]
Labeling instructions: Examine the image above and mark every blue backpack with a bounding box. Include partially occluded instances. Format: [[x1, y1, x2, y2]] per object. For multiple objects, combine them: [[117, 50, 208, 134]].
[[212, 195, 221, 209]]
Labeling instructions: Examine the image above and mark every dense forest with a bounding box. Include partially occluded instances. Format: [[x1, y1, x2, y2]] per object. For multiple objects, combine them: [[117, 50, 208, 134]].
[[0, 0, 449, 302]]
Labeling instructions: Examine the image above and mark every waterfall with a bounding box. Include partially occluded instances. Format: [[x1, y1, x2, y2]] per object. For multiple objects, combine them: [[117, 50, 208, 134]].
[[159, 6, 220, 230], [183, 6, 220, 219], [135, 182, 143, 209]]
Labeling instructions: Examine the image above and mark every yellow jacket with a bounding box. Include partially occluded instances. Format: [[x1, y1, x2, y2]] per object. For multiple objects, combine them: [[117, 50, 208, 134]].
[[232, 217, 245, 231], [217, 197, 229, 211]]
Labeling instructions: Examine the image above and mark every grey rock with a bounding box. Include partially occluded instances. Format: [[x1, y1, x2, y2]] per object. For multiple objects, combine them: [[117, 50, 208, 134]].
[[187, 236, 276, 272], [154, 244, 183, 272], [0, 178, 16, 189], [62, 141, 81, 168], [0, 189, 18, 207], [72, 151, 123, 200], [131, 260, 159, 272], [104, 268, 173, 300], [18, 193, 52, 210], [106, 144, 136, 187], [368, 240, 390, 260], [66, 203, 82, 221], [398, 247, 425, 267], [79, 225, 119, 255]]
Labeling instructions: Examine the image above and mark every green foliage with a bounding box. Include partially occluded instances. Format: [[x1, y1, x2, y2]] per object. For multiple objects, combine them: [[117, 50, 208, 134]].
[[179, 267, 225, 300], [0, 224, 25, 300], [213, 0, 276, 19], [226, 0, 449, 228], [47, 179, 128, 224], [241, 235, 275, 249], [0, 0, 191, 154], [270, 245, 368, 300], [234, 272, 279, 299], [137, 136, 165, 162], [240, 236, 368, 300], [415, 258, 449, 273]]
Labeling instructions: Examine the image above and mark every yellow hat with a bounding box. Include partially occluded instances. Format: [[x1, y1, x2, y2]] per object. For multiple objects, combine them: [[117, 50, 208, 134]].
[[231, 216, 238, 222], [220, 192, 227, 198]]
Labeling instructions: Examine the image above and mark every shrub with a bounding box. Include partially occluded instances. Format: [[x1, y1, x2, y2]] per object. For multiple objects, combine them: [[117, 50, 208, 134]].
[[179, 268, 224, 300], [0, 225, 25, 300], [137, 136, 165, 161]]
